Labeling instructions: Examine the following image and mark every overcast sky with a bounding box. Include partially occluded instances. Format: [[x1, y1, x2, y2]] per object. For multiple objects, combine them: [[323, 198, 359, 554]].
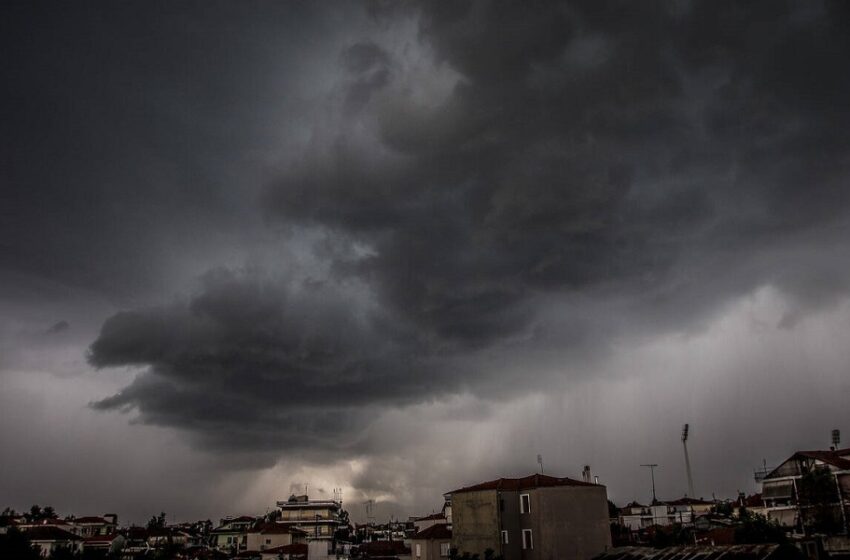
[[2, 0, 850, 525]]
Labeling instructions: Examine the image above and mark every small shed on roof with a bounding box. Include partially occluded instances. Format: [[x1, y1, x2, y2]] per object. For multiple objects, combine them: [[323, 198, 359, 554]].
[[592, 544, 803, 560]]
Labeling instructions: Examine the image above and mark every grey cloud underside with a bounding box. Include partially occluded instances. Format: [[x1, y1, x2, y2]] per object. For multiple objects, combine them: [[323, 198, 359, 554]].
[[89, 1, 850, 454]]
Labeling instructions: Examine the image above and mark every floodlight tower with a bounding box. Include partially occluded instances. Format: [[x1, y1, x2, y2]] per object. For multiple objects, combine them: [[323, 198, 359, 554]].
[[682, 423, 695, 498], [832, 429, 841, 449]]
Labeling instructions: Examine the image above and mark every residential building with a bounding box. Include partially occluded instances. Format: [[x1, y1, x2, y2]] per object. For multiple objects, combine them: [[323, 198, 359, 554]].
[[260, 542, 308, 560], [619, 497, 714, 530], [411, 523, 452, 560], [759, 447, 850, 533], [24, 525, 83, 557], [245, 522, 307, 552], [413, 512, 448, 534], [69, 514, 118, 537], [447, 473, 612, 560], [211, 516, 257, 552], [275, 494, 344, 554]]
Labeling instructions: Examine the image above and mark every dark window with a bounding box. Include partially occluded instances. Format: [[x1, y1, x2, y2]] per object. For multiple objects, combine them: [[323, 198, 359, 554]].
[[522, 529, 533, 550]]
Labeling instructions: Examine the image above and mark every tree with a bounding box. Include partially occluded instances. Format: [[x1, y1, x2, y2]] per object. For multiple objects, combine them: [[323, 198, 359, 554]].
[[649, 523, 693, 548], [713, 501, 734, 517], [28, 505, 43, 522], [0, 527, 41, 560], [734, 511, 787, 544], [608, 500, 620, 519], [147, 512, 167, 529], [798, 467, 841, 534], [48, 546, 78, 560]]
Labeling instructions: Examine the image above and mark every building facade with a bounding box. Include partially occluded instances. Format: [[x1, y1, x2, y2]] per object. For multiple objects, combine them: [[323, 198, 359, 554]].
[[760, 448, 850, 534], [448, 473, 612, 560], [245, 522, 307, 552], [412, 523, 452, 560], [276, 494, 344, 554]]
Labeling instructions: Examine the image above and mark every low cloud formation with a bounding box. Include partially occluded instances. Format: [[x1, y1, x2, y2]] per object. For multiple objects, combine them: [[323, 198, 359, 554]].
[[87, 1, 850, 468]]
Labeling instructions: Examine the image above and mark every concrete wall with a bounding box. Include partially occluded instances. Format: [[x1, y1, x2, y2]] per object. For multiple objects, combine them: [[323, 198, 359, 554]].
[[532, 485, 612, 560], [412, 538, 451, 560], [246, 531, 293, 551], [453, 485, 612, 560], [500, 490, 522, 560], [451, 490, 501, 557]]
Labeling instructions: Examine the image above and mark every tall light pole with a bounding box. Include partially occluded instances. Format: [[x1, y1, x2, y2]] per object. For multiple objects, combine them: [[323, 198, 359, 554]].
[[682, 424, 695, 498], [641, 464, 659, 504]]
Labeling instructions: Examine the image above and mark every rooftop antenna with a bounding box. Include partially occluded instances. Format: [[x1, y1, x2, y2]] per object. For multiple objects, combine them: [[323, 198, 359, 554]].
[[537, 454, 544, 474], [832, 429, 841, 450], [682, 423, 695, 498], [363, 500, 375, 525], [641, 464, 659, 504]]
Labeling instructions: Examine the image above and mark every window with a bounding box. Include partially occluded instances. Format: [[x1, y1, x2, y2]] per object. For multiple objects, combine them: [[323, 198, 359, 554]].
[[522, 529, 533, 550], [440, 542, 451, 557], [415, 543, 422, 558], [520, 494, 531, 514], [265, 539, 271, 545], [500, 498, 505, 512], [501, 530, 509, 544]]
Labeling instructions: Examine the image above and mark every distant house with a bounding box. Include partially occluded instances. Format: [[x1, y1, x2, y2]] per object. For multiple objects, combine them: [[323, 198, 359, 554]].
[[411, 523, 452, 560], [211, 516, 257, 552], [357, 539, 411, 559], [619, 497, 714, 530], [70, 514, 118, 537], [447, 473, 612, 560], [260, 542, 308, 560], [760, 447, 850, 532], [24, 525, 83, 557], [412, 512, 448, 534], [591, 544, 803, 560], [737, 493, 767, 518], [80, 532, 124, 554], [245, 522, 307, 552]]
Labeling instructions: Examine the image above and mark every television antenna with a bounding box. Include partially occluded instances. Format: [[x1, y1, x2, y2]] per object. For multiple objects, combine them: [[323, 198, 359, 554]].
[[641, 464, 659, 503]]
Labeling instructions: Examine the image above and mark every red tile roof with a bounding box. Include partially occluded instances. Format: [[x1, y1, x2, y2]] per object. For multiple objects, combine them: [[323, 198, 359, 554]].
[[82, 534, 118, 543], [448, 473, 598, 494], [264, 543, 308, 555], [24, 526, 82, 541], [74, 516, 110, 524], [412, 524, 452, 540], [414, 513, 446, 522], [797, 450, 850, 470]]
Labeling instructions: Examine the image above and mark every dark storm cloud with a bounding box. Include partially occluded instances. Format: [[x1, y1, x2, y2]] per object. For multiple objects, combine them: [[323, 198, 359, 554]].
[[87, 0, 850, 456], [266, 0, 850, 341], [89, 267, 453, 456], [0, 1, 352, 297]]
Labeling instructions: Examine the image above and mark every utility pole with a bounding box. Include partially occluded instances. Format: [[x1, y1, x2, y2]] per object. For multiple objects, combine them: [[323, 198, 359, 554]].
[[641, 464, 659, 504], [537, 454, 544, 474]]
